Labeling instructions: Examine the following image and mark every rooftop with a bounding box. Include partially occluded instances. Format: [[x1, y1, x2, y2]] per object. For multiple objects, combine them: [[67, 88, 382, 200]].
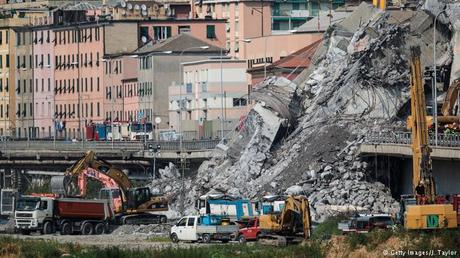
[[135, 33, 224, 55]]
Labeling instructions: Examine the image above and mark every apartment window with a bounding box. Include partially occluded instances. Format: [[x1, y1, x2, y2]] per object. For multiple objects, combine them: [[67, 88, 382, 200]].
[[90, 77, 93, 92], [5, 104, 7, 118], [17, 80, 20, 94], [6, 54, 8, 68], [178, 26, 191, 34], [48, 78, 51, 91], [90, 103, 93, 117], [23, 103, 26, 117], [47, 54, 50, 66], [46, 30, 50, 43], [30, 103, 33, 117], [5, 30, 8, 44], [153, 26, 171, 41], [35, 79, 38, 92], [0, 79, 2, 92], [0, 105, 3, 118], [0, 31, 3, 45], [97, 77, 100, 91], [0, 55, 2, 69], [16, 33, 21, 46], [97, 102, 100, 117], [41, 78, 44, 92], [5, 79, 8, 92], [206, 25, 216, 39], [233, 98, 247, 106]]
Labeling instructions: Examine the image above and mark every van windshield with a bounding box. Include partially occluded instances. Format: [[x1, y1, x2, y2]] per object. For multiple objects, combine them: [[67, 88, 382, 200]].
[[16, 198, 40, 211]]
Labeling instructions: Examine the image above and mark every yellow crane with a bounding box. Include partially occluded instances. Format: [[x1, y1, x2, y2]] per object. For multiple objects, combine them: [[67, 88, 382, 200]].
[[404, 46, 457, 229]]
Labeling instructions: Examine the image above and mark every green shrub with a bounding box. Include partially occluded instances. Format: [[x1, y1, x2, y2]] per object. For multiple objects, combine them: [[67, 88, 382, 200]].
[[347, 233, 368, 250]]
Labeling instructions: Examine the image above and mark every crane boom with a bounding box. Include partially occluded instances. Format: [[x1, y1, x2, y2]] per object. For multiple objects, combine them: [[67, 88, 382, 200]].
[[409, 46, 435, 202]]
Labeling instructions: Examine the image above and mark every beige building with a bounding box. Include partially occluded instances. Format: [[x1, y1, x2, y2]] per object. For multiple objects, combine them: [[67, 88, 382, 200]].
[[169, 58, 248, 139]]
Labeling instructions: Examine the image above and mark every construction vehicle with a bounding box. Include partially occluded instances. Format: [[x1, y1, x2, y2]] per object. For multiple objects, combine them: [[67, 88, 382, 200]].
[[403, 46, 457, 229], [195, 193, 254, 222], [51, 151, 168, 224], [258, 195, 311, 246], [15, 194, 114, 235]]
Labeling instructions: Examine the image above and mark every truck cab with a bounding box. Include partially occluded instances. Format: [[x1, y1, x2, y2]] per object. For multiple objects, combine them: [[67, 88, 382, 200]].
[[15, 196, 54, 234], [170, 215, 238, 243]]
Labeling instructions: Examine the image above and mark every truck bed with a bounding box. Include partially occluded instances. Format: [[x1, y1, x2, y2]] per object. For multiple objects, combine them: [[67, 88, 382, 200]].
[[196, 225, 238, 234], [56, 198, 112, 220]]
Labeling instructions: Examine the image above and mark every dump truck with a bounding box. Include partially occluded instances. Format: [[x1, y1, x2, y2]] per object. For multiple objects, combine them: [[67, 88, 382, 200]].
[[15, 194, 113, 235], [170, 215, 238, 243]]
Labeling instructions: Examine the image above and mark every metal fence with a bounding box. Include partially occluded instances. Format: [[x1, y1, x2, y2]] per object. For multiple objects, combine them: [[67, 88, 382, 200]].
[[365, 131, 460, 148], [0, 139, 220, 152]]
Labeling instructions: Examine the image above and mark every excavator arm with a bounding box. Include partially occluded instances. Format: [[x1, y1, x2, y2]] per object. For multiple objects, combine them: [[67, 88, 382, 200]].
[[441, 79, 460, 117], [52, 151, 131, 204], [409, 46, 435, 202]]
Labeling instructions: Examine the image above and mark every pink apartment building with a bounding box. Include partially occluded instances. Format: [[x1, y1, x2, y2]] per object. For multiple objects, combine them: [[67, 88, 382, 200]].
[[32, 27, 54, 138], [53, 24, 104, 139]]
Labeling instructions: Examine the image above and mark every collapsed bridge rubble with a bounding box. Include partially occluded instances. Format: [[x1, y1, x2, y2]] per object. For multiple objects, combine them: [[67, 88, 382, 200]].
[[150, 2, 457, 222]]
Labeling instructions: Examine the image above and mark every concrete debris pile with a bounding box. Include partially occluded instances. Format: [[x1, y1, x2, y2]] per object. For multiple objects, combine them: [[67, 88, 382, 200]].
[[111, 223, 172, 236], [180, 3, 454, 222], [194, 77, 302, 198], [149, 162, 191, 218]]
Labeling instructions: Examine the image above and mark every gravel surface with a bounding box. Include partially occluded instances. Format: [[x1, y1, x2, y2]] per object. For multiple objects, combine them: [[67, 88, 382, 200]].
[[0, 233, 213, 250]]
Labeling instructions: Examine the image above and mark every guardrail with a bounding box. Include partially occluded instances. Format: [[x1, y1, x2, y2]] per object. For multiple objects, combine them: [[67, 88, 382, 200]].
[[0, 139, 220, 152], [365, 131, 460, 148]]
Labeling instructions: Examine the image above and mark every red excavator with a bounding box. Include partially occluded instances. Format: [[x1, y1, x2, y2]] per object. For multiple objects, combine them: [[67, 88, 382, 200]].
[[51, 151, 168, 224]]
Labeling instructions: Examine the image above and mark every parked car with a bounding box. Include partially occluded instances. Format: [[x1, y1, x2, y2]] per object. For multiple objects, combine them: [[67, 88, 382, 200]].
[[338, 214, 394, 234], [170, 215, 238, 243], [236, 217, 261, 243]]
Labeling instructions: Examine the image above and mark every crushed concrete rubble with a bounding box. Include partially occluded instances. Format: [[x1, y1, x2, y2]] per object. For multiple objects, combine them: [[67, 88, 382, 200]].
[[111, 223, 172, 236], [148, 3, 454, 222], [0, 218, 15, 234]]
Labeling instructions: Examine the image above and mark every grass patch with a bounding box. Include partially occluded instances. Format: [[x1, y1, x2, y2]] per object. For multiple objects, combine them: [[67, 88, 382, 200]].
[[147, 235, 171, 242], [0, 236, 325, 258]]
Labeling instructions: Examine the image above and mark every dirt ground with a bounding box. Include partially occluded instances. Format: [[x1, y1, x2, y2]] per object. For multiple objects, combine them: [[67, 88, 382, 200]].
[[0, 233, 215, 250]]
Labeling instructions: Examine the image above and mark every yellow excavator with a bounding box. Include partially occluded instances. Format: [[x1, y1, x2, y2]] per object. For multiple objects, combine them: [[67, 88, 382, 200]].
[[51, 151, 169, 224], [258, 195, 311, 246], [403, 46, 457, 229]]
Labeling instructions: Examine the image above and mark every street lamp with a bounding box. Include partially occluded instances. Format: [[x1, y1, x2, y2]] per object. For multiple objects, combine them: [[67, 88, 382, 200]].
[[433, 10, 445, 146], [220, 39, 251, 141], [178, 45, 209, 216]]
